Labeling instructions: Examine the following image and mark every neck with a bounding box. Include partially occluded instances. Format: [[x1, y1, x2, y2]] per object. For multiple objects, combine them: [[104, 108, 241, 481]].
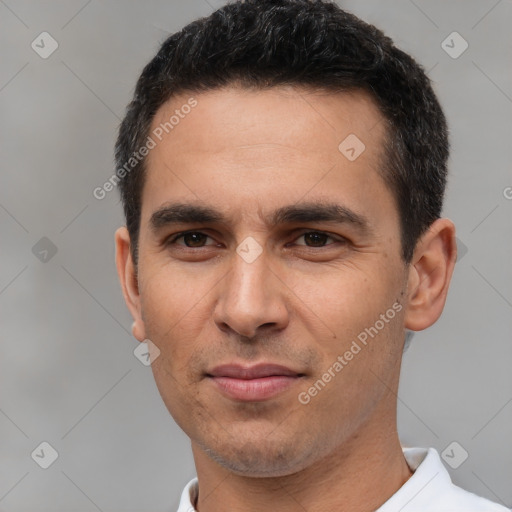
[[190, 410, 413, 512]]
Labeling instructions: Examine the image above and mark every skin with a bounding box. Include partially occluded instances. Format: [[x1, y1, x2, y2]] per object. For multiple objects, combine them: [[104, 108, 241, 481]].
[[115, 85, 457, 512]]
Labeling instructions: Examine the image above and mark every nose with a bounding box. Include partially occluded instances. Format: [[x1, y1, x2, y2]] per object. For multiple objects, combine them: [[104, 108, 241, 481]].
[[213, 244, 289, 339]]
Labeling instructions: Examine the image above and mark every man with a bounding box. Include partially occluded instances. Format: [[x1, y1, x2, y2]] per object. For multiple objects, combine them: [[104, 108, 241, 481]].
[[114, 1, 509, 511]]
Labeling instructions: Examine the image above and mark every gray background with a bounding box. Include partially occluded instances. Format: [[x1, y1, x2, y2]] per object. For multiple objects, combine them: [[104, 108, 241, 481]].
[[1, 0, 511, 511]]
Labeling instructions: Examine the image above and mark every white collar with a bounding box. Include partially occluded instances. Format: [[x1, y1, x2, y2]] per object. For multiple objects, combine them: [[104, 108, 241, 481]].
[[176, 446, 508, 511]]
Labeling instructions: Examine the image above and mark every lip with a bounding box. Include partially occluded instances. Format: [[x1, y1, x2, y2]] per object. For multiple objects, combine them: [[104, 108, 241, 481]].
[[208, 363, 302, 379], [206, 363, 304, 402]]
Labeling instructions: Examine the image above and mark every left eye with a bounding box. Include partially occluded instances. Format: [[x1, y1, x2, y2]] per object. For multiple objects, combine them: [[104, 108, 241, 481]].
[[294, 231, 338, 247]]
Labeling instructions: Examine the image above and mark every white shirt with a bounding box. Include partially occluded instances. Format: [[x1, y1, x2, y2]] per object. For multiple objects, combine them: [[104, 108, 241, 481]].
[[176, 447, 510, 511]]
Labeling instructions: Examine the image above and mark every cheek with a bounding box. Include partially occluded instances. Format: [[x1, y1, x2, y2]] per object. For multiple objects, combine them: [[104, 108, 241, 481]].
[[139, 270, 212, 363], [299, 307, 404, 432], [289, 263, 405, 384], [141, 260, 214, 320], [286, 266, 389, 336], [150, 359, 204, 435]]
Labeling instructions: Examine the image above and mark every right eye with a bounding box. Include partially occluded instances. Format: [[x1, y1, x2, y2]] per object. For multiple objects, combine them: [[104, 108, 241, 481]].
[[167, 231, 218, 248]]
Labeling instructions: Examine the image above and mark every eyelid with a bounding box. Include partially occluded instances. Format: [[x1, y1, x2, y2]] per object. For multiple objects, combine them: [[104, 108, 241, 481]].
[[167, 230, 217, 246], [166, 229, 346, 248], [291, 229, 345, 246]]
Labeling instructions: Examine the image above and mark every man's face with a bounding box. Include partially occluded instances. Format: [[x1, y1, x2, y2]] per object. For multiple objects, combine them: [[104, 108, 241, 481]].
[[131, 86, 410, 477]]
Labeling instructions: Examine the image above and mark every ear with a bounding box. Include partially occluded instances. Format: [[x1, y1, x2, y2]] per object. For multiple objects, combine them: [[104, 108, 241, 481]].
[[115, 227, 146, 342], [404, 218, 457, 332]]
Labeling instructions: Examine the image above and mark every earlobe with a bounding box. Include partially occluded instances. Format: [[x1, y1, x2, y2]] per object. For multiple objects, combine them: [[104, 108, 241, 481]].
[[131, 321, 145, 343], [403, 218, 457, 332], [115, 227, 146, 342]]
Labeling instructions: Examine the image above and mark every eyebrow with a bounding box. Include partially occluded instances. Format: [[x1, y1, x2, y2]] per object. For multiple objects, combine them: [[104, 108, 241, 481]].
[[150, 201, 373, 236]]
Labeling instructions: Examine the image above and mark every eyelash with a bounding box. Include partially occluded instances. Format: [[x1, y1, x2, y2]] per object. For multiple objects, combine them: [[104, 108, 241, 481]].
[[166, 230, 346, 249]]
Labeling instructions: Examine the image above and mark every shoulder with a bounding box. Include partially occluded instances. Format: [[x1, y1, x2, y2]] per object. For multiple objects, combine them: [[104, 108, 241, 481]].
[[434, 482, 510, 511], [378, 447, 510, 512]]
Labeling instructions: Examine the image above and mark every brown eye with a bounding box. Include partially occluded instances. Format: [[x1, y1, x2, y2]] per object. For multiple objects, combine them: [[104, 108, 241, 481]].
[[183, 233, 208, 247], [303, 232, 330, 247], [295, 231, 338, 247], [170, 232, 213, 248]]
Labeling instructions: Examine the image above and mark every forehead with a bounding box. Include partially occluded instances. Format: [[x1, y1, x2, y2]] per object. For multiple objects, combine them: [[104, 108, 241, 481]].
[[150, 85, 385, 157], [141, 85, 395, 230]]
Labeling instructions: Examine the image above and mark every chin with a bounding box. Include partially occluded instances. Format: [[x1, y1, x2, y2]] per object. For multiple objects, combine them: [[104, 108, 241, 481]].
[[203, 435, 316, 478]]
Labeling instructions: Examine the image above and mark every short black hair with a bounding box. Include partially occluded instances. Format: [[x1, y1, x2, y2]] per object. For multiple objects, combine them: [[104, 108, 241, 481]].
[[115, 0, 449, 265]]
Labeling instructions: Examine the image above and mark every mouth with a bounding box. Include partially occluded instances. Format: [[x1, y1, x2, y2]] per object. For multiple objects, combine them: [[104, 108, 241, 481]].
[[206, 363, 306, 402]]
